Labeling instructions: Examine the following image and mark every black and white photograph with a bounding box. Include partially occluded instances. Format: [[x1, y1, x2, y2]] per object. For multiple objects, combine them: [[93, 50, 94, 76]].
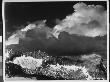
[[3, 0, 109, 81]]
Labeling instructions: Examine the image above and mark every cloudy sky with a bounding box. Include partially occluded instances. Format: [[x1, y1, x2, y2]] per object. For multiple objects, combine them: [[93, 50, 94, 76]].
[[5, 1, 107, 33], [5, 1, 107, 59]]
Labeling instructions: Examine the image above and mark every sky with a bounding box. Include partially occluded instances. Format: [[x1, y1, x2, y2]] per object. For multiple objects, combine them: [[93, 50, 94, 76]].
[[5, 1, 107, 59], [0, 1, 2, 22], [0, 1, 2, 36], [5, 1, 107, 33]]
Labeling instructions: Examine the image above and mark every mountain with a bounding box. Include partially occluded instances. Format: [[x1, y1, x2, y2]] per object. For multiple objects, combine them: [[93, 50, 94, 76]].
[[6, 32, 107, 59]]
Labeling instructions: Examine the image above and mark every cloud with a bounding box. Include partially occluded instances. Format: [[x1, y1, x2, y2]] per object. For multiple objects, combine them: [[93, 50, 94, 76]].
[[6, 20, 53, 45], [52, 3, 107, 38], [6, 3, 107, 46], [6, 3, 107, 58]]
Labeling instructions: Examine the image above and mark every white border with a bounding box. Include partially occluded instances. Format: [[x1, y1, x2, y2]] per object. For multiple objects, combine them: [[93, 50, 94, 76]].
[[2, 0, 109, 2], [107, 0, 109, 81], [2, 0, 109, 82], [2, 1, 5, 82]]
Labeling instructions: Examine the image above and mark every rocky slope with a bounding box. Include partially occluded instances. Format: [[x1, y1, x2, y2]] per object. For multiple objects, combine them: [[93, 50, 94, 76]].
[[5, 50, 107, 80]]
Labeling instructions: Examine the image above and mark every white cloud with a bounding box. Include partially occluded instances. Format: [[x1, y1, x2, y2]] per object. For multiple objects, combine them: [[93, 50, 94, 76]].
[[52, 3, 107, 38]]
